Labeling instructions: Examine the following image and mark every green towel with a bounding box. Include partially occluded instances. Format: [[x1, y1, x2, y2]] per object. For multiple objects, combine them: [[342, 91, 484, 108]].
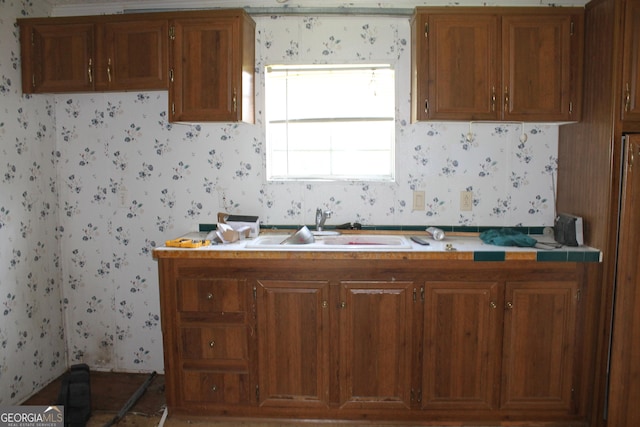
[[479, 228, 537, 247]]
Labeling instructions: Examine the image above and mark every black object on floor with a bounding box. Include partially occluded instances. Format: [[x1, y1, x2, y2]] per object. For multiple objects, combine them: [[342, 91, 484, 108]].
[[57, 364, 92, 427]]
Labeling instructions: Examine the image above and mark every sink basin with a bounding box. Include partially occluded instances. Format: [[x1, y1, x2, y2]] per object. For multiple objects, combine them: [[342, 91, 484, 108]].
[[245, 234, 412, 250]]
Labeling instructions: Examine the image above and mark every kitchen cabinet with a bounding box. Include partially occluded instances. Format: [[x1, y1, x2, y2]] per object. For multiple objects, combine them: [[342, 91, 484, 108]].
[[168, 11, 255, 123], [337, 281, 416, 410], [255, 280, 331, 408], [500, 281, 578, 412], [20, 22, 95, 93], [411, 8, 583, 122], [155, 254, 599, 425], [95, 19, 168, 91], [254, 280, 416, 410], [423, 279, 580, 415], [18, 10, 255, 123], [621, 0, 640, 123], [422, 281, 501, 410], [19, 15, 168, 93], [159, 272, 253, 409]]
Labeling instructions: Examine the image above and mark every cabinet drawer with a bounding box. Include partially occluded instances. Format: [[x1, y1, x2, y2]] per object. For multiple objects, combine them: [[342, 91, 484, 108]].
[[178, 278, 244, 313], [182, 371, 251, 404], [180, 325, 248, 361]]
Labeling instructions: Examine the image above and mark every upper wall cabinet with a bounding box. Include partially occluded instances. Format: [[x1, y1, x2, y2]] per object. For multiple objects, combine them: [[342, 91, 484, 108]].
[[19, 14, 169, 93], [621, 0, 640, 123], [18, 10, 255, 123], [411, 8, 584, 122], [168, 11, 255, 123]]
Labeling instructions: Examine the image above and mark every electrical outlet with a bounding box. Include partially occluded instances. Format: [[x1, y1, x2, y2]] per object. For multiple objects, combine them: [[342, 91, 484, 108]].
[[460, 191, 473, 211], [413, 190, 425, 211]]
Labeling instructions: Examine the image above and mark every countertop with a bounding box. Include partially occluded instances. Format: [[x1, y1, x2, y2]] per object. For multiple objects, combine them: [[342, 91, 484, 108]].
[[152, 231, 601, 262]]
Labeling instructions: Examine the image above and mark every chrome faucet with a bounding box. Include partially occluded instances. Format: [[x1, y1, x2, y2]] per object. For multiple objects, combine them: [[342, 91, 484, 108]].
[[315, 208, 332, 232]]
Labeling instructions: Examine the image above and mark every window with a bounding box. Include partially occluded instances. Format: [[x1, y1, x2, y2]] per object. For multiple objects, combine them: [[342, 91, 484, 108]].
[[265, 64, 395, 181]]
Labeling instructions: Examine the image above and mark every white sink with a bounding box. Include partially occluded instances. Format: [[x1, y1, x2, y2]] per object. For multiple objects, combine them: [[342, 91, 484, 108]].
[[245, 234, 412, 250]]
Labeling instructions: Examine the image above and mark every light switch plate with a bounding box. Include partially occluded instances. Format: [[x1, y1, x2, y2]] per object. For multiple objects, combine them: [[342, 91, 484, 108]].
[[413, 191, 425, 211]]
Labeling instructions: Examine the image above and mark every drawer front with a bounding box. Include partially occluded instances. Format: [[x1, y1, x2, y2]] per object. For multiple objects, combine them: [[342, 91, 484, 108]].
[[180, 325, 248, 361], [178, 278, 244, 313], [182, 371, 251, 404]]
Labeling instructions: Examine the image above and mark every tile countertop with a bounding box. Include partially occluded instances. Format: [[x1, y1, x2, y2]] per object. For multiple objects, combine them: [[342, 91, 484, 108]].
[[152, 231, 601, 262]]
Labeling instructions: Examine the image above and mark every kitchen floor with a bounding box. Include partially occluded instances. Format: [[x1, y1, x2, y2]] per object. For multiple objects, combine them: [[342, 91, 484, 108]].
[[24, 371, 501, 427]]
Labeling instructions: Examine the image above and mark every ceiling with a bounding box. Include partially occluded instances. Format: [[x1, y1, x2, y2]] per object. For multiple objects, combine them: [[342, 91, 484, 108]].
[[46, 0, 591, 15]]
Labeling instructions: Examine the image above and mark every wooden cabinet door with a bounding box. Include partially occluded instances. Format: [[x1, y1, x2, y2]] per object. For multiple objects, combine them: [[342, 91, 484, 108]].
[[422, 281, 502, 410], [338, 281, 414, 410], [255, 280, 330, 408], [502, 15, 578, 121], [421, 13, 500, 120], [27, 23, 94, 93], [97, 19, 168, 91], [501, 281, 578, 412], [607, 135, 640, 426], [169, 17, 239, 122], [622, 0, 640, 122]]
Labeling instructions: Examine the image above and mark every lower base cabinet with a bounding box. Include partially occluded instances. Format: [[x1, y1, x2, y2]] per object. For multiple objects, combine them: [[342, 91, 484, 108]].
[[156, 257, 600, 425]]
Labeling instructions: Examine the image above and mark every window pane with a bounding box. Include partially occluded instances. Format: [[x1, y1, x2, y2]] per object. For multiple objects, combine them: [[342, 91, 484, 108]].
[[265, 64, 395, 181]]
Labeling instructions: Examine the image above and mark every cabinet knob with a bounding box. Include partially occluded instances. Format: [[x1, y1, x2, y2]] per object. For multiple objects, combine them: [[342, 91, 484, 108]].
[[206, 292, 213, 300], [339, 301, 346, 309], [209, 340, 215, 348], [490, 301, 497, 309], [506, 301, 514, 310], [211, 385, 218, 392], [322, 301, 328, 309]]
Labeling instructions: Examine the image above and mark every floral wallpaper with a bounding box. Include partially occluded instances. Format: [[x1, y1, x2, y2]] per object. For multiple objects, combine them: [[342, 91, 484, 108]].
[[0, 2, 560, 405], [0, 0, 66, 405]]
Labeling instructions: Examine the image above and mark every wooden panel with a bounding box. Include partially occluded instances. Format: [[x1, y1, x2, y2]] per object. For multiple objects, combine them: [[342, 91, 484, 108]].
[[503, 15, 575, 121], [338, 281, 414, 410], [170, 17, 235, 122], [607, 135, 640, 427], [501, 281, 578, 412], [622, 0, 640, 122], [182, 371, 251, 404], [180, 325, 248, 361], [98, 19, 168, 91], [426, 14, 500, 120], [31, 23, 94, 93], [255, 280, 330, 408], [422, 281, 501, 410], [177, 278, 244, 314]]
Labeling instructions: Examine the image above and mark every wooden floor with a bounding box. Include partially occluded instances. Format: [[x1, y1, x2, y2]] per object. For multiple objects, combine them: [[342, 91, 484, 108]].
[[23, 371, 501, 427]]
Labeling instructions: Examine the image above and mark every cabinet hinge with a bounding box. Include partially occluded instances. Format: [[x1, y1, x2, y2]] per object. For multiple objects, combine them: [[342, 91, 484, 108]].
[[253, 286, 257, 301], [576, 289, 581, 302], [569, 101, 574, 115], [413, 288, 417, 302], [171, 102, 175, 116], [255, 385, 260, 402], [169, 26, 175, 41], [570, 21, 575, 36], [424, 22, 429, 38], [31, 29, 35, 46], [421, 287, 425, 302]]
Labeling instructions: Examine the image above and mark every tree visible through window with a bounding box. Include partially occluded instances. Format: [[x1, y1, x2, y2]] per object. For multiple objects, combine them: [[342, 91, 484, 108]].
[[265, 64, 395, 181]]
